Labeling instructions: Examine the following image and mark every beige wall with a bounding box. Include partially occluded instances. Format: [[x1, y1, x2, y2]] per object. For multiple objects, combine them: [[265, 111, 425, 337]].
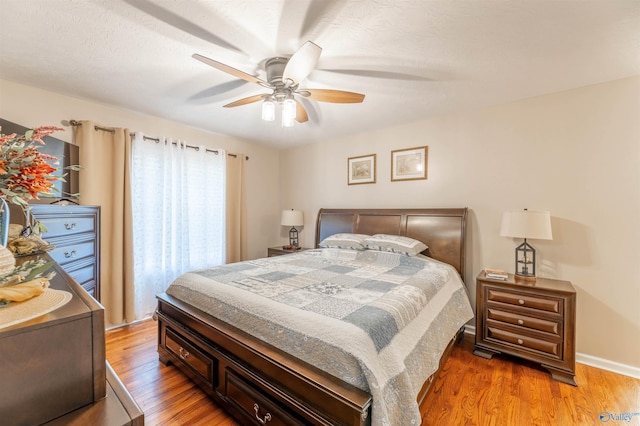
[[0, 79, 281, 260], [279, 76, 640, 369], [3, 75, 638, 369]]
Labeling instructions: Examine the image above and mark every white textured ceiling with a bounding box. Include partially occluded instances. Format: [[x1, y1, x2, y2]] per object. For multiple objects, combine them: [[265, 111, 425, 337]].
[[1, 0, 639, 148]]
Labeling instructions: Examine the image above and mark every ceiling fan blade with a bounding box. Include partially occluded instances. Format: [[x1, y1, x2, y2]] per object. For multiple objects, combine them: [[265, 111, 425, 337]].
[[294, 100, 309, 123], [223, 94, 267, 108], [193, 54, 269, 87], [319, 68, 434, 81], [282, 41, 322, 86], [123, 0, 242, 53], [303, 89, 365, 103]]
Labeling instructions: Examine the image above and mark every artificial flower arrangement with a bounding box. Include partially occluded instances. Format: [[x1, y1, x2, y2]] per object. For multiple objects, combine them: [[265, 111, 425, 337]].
[[0, 125, 74, 306], [1, 125, 64, 226]]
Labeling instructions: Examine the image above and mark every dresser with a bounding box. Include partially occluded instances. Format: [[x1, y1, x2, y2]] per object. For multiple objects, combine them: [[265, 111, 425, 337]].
[[473, 271, 577, 386], [26, 204, 101, 301], [0, 254, 142, 425]]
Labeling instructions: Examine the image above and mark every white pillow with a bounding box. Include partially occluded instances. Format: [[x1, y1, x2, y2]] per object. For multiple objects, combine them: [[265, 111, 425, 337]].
[[363, 234, 428, 256], [319, 233, 369, 250]]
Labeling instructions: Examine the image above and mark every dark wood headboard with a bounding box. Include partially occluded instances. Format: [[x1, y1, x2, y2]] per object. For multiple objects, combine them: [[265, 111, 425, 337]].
[[315, 208, 468, 278]]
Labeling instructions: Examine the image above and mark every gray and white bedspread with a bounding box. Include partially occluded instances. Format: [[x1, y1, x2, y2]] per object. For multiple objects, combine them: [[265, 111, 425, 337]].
[[167, 248, 473, 426]]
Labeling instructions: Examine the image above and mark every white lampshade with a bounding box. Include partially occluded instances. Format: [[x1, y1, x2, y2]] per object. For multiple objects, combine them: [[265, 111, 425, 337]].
[[281, 209, 303, 227], [500, 210, 552, 240]]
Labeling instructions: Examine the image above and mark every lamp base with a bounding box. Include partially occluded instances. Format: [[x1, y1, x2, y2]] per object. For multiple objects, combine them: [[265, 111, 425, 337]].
[[515, 273, 537, 283]]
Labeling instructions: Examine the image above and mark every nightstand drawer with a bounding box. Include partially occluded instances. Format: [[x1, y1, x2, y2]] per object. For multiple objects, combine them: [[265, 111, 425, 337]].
[[487, 308, 560, 335], [487, 289, 561, 314], [487, 327, 561, 359]]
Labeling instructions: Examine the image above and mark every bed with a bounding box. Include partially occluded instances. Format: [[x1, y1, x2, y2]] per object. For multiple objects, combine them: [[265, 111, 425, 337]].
[[155, 208, 473, 425]]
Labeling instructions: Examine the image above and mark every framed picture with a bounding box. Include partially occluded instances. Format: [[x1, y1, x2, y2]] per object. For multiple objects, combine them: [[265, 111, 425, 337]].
[[348, 154, 376, 185], [391, 146, 428, 181]]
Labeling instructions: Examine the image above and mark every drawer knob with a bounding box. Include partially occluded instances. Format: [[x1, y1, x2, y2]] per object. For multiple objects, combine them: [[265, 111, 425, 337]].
[[517, 339, 524, 345], [517, 319, 524, 325], [518, 299, 525, 305], [64, 222, 77, 230], [64, 250, 77, 259], [178, 347, 190, 360], [253, 403, 272, 424]]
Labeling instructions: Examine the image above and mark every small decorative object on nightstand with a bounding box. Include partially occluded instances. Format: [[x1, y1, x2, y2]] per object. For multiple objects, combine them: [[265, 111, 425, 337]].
[[500, 209, 552, 282], [267, 246, 310, 257], [473, 271, 577, 386], [281, 209, 304, 247]]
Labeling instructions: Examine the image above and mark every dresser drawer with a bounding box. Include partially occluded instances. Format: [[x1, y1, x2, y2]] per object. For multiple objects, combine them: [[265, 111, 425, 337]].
[[37, 216, 97, 238], [49, 241, 96, 266], [65, 261, 96, 285], [487, 308, 561, 336], [487, 289, 561, 314], [82, 281, 97, 299], [226, 370, 305, 426], [165, 328, 217, 388], [487, 326, 561, 359]]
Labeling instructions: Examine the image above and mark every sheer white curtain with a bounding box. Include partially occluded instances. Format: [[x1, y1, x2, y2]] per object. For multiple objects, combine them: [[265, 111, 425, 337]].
[[130, 133, 226, 319]]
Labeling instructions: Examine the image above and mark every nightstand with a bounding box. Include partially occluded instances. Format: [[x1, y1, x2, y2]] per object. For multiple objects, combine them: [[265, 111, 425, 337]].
[[474, 271, 577, 386], [267, 246, 311, 257]]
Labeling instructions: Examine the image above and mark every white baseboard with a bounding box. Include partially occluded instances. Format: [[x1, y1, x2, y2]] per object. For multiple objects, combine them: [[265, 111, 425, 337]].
[[462, 324, 640, 379], [576, 353, 640, 379]]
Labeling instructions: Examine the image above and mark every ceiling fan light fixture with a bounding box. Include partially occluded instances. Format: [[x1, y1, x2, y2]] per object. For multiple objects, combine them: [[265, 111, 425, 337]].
[[192, 40, 365, 127], [261, 97, 275, 121], [282, 97, 296, 127]]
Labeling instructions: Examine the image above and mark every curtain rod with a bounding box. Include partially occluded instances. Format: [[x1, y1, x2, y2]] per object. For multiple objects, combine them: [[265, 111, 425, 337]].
[[68, 120, 247, 160]]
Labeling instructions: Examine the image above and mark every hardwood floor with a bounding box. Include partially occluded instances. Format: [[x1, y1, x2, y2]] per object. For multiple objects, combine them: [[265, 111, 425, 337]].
[[106, 319, 640, 426]]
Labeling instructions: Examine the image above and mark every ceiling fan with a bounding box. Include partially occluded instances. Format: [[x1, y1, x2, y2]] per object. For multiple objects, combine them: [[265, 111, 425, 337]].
[[193, 41, 365, 126]]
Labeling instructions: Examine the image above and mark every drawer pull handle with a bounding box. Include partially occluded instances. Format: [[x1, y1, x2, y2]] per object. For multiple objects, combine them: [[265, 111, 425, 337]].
[[253, 403, 272, 424], [178, 347, 190, 360], [64, 222, 77, 230], [64, 250, 77, 258], [517, 319, 524, 325], [518, 299, 525, 305], [517, 339, 524, 345]]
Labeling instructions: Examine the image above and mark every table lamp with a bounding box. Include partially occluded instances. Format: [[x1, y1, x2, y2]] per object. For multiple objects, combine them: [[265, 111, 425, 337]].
[[500, 209, 552, 281], [281, 209, 303, 247]]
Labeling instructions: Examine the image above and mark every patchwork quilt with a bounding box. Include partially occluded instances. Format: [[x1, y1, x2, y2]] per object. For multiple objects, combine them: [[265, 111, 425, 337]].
[[167, 248, 473, 426]]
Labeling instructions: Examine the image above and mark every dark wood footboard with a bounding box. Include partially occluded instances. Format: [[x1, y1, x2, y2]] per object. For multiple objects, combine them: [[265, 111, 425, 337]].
[[156, 293, 372, 426]]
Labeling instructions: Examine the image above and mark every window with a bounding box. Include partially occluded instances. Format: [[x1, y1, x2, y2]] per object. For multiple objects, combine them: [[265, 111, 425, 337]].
[[130, 135, 225, 318]]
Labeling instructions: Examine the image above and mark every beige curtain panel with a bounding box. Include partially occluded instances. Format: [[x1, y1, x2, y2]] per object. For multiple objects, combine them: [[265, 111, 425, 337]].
[[73, 121, 135, 326], [226, 154, 247, 263]]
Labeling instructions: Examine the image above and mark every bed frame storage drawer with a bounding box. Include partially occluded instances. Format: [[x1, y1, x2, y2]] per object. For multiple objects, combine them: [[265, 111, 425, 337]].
[[156, 294, 373, 426], [165, 328, 217, 389], [226, 370, 306, 426]]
